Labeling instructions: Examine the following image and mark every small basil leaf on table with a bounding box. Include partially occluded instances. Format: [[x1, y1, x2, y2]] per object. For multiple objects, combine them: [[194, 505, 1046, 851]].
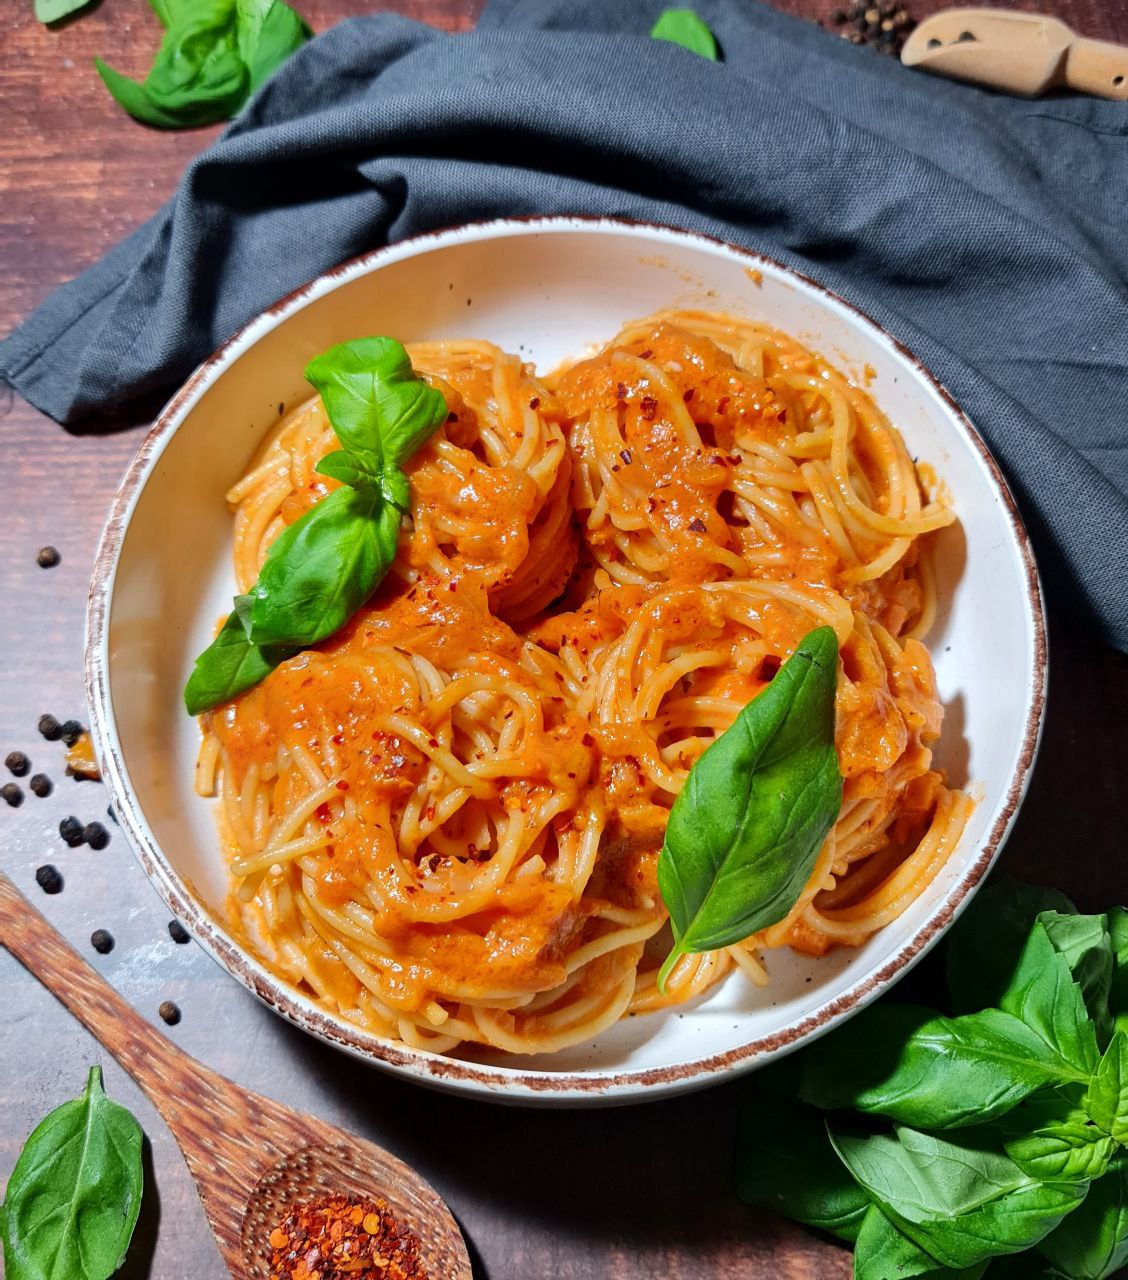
[[34, 0, 93, 23], [235, 0, 312, 91], [184, 609, 296, 715], [999, 1091, 1114, 1182], [999, 921, 1101, 1074], [1039, 910, 1115, 1048], [733, 1096, 869, 1242], [248, 486, 400, 648], [650, 8, 720, 60], [305, 337, 448, 467], [797, 1003, 1090, 1129], [0, 1066, 143, 1280], [1085, 1031, 1128, 1142], [1037, 1152, 1128, 1280], [946, 879, 1076, 1015], [656, 625, 841, 987], [829, 1123, 1088, 1270], [852, 1206, 988, 1280]]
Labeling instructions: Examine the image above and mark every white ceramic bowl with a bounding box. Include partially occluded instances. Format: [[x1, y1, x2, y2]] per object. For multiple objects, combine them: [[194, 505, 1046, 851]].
[[87, 218, 1046, 1105]]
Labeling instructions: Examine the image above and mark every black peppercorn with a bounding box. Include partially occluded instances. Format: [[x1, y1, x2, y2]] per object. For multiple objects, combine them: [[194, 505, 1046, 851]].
[[91, 929, 115, 955], [38, 714, 62, 741], [159, 1001, 181, 1026], [59, 815, 85, 846], [83, 822, 110, 851], [36, 546, 61, 568], [60, 720, 84, 748], [168, 919, 191, 944], [2, 782, 23, 808], [35, 865, 63, 894], [29, 774, 52, 797], [5, 751, 29, 777]]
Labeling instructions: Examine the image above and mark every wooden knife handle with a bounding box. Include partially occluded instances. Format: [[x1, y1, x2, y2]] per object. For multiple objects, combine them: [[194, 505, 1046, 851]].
[[0, 870, 226, 1124], [1065, 37, 1128, 99]]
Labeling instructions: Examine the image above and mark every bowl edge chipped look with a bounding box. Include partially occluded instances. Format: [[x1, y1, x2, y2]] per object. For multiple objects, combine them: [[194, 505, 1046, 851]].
[[85, 216, 1047, 1106]]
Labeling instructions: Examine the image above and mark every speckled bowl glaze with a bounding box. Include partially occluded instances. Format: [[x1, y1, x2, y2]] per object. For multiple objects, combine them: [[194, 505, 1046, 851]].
[[86, 218, 1046, 1105]]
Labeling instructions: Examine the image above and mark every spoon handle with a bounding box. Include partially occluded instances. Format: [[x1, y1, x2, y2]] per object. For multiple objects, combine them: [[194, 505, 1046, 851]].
[[1065, 37, 1128, 99], [0, 870, 226, 1128]]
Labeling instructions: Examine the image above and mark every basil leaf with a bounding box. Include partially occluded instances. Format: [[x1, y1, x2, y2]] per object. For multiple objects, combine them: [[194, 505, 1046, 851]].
[[1039, 911, 1114, 1048], [650, 8, 720, 60], [798, 1004, 1088, 1129], [304, 338, 448, 468], [947, 880, 1076, 1015], [314, 451, 411, 512], [248, 486, 399, 648], [94, 60, 188, 128], [1109, 908, 1128, 1036], [0, 1067, 143, 1280], [1000, 922, 1100, 1074], [733, 1095, 869, 1242], [235, 0, 311, 91], [657, 625, 841, 984], [829, 1124, 1087, 1270], [184, 609, 295, 715], [999, 1091, 1114, 1182], [1085, 1032, 1128, 1142], [34, 0, 93, 22], [853, 1207, 988, 1280], [1037, 1153, 1128, 1280]]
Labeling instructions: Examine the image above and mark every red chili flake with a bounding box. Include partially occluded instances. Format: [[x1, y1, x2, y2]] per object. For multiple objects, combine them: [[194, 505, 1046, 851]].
[[581, 733, 595, 747], [683, 388, 695, 403], [639, 396, 658, 421], [619, 449, 633, 465], [639, 348, 653, 359], [779, 409, 788, 423], [315, 804, 331, 822], [529, 396, 540, 409], [688, 517, 707, 533], [716, 396, 730, 414], [427, 738, 438, 749], [615, 381, 628, 402], [758, 654, 782, 682], [611, 464, 620, 473], [336, 780, 350, 792], [331, 733, 344, 745]]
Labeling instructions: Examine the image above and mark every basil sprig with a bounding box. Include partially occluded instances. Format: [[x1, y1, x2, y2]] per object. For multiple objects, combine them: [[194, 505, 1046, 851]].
[[736, 880, 1128, 1279], [184, 337, 445, 715], [95, 0, 310, 130], [650, 8, 720, 60], [0, 1067, 144, 1280], [656, 625, 841, 989]]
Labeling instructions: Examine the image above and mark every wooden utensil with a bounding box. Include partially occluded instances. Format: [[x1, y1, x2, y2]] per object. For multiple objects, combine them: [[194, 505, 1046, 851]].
[[902, 8, 1128, 99], [0, 872, 472, 1280]]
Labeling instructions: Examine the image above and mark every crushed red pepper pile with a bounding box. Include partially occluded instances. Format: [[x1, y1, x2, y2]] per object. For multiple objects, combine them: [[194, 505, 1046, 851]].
[[268, 1194, 429, 1280]]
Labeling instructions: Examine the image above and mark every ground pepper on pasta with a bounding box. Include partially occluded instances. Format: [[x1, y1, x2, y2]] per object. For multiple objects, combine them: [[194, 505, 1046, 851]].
[[194, 314, 973, 1055]]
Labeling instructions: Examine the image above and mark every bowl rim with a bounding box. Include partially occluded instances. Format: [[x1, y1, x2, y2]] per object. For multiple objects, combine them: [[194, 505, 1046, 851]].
[[85, 214, 1048, 1104]]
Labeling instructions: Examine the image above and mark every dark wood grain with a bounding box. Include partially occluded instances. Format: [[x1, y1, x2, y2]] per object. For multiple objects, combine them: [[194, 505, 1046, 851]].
[[1, 3, 1127, 1280]]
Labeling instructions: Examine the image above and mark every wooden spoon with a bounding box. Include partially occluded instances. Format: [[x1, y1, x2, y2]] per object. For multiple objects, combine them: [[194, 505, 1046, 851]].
[[902, 8, 1128, 100], [0, 872, 472, 1280]]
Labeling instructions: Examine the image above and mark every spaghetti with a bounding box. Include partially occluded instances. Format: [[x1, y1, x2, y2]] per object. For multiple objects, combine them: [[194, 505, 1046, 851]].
[[195, 315, 972, 1055]]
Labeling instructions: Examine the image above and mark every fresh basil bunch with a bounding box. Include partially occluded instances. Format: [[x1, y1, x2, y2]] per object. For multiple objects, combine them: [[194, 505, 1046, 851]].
[[736, 881, 1128, 1279], [184, 336, 447, 715], [95, 0, 310, 129], [0, 1067, 144, 1280], [657, 625, 842, 988]]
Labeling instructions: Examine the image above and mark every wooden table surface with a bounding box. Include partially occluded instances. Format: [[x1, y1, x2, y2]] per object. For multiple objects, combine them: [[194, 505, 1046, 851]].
[[2, 3, 1127, 1278]]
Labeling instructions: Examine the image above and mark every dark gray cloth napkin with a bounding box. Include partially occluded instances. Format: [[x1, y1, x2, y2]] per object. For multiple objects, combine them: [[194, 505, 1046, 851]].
[[2, 0, 1126, 647]]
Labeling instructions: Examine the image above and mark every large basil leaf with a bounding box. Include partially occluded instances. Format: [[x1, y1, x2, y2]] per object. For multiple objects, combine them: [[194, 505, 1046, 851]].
[[733, 1096, 868, 1242], [1085, 1032, 1128, 1142], [650, 9, 720, 60], [1109, 908, 1128, 1036], [947, 880, 1076, 1015], [1038, 911, 1114, 1048], [248, 486, 399, 647], [305, 338, 448, 467], [235, 0, 311, 90], [829, 1124, 1087, 1270], [183, 608, 296, 715], [999, 922, 1100, 1075], [1037, 1153, 1128, 1280], [0, 1067, 143, 1280], [657, 625, 841, 983], [798, 1003, 1087, 1129], [999, 1091, 1114, 1182], [852, 1207, 988, 1280]]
